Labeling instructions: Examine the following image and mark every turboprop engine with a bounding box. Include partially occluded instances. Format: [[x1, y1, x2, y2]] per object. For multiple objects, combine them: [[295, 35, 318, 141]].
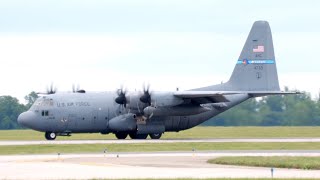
[[108, 113, 137, 132], [125, 92, 184, 114]]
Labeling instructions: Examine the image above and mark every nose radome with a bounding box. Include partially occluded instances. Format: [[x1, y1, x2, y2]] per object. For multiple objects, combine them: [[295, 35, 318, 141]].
[[18, 111, 36, 128]]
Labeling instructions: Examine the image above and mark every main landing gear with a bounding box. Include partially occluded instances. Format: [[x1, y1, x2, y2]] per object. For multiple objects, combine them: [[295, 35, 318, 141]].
[[114, 132, 162, 139], [149, 133, 162, 139], [129, 132, 148, 139], [115, 132, 128, 139], [45, 132, 57, 140]]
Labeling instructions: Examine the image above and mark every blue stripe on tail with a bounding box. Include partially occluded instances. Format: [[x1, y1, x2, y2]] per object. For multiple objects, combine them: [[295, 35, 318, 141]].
[[236, 59, 275, 64]]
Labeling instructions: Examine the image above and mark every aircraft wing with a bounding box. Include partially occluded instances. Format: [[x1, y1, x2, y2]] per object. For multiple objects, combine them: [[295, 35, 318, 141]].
[[173, 91, 236, 104], [173, 91, 300, 104]]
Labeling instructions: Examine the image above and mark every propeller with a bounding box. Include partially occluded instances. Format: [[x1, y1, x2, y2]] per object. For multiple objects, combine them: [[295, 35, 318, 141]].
[[115, 86, 128, 108], [140, 83, 152, 106], [72, 84, 79, 93], [72, 84, 86, 93], [46, 83, 57, 94]]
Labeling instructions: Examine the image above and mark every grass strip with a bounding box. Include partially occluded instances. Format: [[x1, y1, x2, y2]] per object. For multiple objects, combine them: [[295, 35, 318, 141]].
[[2, 126, 320, 140], [1, 142, 320, 155], [208, 156, 320, 170]]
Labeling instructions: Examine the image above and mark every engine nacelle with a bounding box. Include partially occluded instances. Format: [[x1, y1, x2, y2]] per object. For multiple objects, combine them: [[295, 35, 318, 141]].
[[126, 92, 184, 114], [144, 105, 211, 117], [108, 113, 136, 132]]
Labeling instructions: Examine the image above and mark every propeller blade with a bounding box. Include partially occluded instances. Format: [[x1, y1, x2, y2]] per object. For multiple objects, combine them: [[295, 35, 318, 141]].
[[72, 84, 84, 93], [46, 83, 57, 94], [140, 83, 151, 105], [72, 84, 75, 93], [115, 86, 128, 108]]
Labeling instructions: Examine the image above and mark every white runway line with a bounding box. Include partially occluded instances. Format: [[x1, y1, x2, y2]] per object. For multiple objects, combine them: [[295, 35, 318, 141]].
[[2, 138, 320, 146]]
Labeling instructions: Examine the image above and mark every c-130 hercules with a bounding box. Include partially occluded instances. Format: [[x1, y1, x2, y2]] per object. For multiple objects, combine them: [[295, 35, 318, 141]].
[[18, 21, 298, 140]]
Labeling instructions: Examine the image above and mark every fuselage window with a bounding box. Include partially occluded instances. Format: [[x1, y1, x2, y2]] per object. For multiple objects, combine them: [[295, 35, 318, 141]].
[[41, 110, 49, 116]]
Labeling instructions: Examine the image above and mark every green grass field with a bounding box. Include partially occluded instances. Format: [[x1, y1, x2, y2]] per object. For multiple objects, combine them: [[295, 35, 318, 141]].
[[2, 126, 320, 140], [1, 127, 320, 155], [1, 142, 320, 155], [208, 156, 320, 170]]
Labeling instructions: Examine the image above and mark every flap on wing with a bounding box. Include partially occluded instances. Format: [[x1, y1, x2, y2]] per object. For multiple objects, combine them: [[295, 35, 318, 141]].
[[173, 91, 238, 103]]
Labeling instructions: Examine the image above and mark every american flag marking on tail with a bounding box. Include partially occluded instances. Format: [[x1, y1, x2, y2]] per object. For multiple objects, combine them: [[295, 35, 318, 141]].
[[253, 45, 264, 52]]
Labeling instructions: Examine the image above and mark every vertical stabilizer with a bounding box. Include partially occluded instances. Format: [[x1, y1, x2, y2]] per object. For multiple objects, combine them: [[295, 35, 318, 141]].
[[228, 21, 280, 91]]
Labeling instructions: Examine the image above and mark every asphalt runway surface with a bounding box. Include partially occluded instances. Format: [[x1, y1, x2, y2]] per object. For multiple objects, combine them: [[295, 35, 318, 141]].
[[1, 151, 320, 179], [2, 139, 320, 179], [2, 138, 320, 145]]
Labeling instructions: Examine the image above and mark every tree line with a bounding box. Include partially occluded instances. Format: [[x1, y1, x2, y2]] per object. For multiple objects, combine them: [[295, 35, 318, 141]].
[[204, 88, 320, 126], [0, 89, 319, 129], [0, 92, 38, 129]]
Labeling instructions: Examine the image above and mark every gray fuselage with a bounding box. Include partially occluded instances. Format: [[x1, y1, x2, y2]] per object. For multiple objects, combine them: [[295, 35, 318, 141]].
[[19, 92, 249, 134]]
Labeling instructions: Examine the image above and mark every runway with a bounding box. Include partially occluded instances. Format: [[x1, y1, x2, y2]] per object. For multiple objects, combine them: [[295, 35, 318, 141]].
[[1, 151, 320, 179], [2, 138, 320, 146], [2, 139, 320, 179]]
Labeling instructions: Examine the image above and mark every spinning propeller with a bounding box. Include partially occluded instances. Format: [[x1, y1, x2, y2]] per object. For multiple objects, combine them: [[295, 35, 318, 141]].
[[36, 83, 57, 94], [139, 83, 152, 106], [72, 84, 86, 93], [47, 83, 57, 94], [115, 86, 128, 108]]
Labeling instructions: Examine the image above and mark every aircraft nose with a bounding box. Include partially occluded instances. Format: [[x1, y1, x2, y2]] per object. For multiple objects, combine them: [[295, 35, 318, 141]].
[[18, 111, 36, 128]]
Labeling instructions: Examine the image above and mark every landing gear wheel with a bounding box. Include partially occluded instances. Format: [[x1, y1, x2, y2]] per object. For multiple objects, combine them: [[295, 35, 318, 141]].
[[129, 132, 136, 139], [149, 133, 162, 139], [115, 132, 128, 139], [45, 132, 56, 140], [129, 132, 148, 139]]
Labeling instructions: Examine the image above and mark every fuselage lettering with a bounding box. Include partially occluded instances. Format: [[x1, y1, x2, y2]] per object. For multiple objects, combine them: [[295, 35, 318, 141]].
[[57, 102, 90, 107]]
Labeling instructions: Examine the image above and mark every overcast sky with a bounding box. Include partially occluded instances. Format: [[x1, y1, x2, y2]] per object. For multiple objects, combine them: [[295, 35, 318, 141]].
[[0, 0, 319, 103]]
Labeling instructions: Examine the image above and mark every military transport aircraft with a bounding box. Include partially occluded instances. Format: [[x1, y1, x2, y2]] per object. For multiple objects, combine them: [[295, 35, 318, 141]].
[[18, 21, 298, 140]]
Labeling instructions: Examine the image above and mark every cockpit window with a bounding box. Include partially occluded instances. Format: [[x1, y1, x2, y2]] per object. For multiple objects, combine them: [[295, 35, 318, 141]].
[[30, 97, 54, 110]]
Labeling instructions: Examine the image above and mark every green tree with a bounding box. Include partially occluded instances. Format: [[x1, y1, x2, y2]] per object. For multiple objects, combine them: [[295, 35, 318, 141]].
[[206, 99, 261, 126], [282, 92, 319, 125], [0, 96, 25, 129], [24, 91, 38, 109], [258, 95, 284, 126], [204, 88, 320, 126]]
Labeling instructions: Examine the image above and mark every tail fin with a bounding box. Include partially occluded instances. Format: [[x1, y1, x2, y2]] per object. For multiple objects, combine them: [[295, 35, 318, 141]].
[[227, 21, 280, 91]]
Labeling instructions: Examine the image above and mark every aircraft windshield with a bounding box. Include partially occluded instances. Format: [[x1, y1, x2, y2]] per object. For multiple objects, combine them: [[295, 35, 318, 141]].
[[30, 97, 54, 110]]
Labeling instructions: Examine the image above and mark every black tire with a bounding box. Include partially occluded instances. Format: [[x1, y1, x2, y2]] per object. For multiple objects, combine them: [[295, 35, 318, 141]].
[[129, 132, 136, 139], [149, 133, 162, 139], [129, 132, 148, 139], [45, 132, 56, 140], [115, 132, 128, 139]]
